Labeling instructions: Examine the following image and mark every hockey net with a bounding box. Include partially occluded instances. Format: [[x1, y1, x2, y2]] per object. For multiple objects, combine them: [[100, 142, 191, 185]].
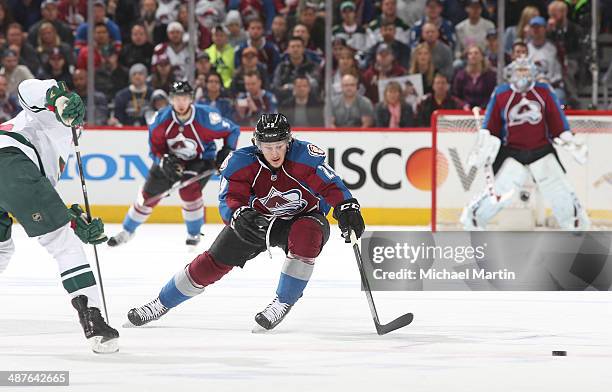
[[431, 110, 612, 231]]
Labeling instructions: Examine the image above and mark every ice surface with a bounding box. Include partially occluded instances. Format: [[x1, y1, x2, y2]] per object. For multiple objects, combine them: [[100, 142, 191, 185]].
[[1, 224, 611, 392]]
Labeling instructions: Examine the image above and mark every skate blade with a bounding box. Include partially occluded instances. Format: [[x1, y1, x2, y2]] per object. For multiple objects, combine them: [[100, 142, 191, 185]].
[[186, 244, 199, 253], [251, 324, 273, 334], [122, 320, 137, 328], [90, 336, 119, 354]]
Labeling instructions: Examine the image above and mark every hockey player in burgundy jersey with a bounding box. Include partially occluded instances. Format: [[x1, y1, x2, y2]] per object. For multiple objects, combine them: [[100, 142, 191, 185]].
[[108, 81, 240, 248], [461, 57, 589, 230], [125, 113, 365, 330]]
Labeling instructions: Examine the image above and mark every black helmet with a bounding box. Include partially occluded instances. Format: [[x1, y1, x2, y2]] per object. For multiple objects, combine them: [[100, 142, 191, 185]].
[[254, 113, 291, 144], [170, 80, 194, 96]]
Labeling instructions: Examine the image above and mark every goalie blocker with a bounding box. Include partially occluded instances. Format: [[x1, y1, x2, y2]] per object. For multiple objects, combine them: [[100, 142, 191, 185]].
[[461, 58, 590, 230]]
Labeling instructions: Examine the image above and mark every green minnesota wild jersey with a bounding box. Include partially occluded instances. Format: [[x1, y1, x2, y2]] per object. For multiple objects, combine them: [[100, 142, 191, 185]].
[[0, 79, 73, 187]]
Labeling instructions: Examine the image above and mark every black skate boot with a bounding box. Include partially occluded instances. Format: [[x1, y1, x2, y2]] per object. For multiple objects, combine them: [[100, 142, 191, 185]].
[[125, 297, 169, 327], [185, 233, 202, 250], [71, 295, 119, 354], [107, 230, 134, 247], [253, 297, 293, 332]]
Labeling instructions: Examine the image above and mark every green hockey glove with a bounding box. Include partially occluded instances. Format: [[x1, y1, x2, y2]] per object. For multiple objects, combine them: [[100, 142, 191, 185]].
[[68, 204, 107, 245]]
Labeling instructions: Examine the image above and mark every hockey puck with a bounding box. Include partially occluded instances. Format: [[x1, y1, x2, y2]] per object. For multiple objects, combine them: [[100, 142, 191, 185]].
[[552, 351, 567, 356]]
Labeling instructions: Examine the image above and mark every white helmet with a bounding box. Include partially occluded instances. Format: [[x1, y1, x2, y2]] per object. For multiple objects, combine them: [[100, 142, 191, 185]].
[[509, 56, 537, 93]]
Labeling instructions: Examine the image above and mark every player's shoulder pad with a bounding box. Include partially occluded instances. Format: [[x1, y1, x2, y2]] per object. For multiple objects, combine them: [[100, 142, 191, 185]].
[[220, 145, 259, 178], [287, 139, 327, 168]]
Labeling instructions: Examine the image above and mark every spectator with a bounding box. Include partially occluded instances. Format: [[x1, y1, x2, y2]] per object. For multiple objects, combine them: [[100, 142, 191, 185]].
[[409, 0, 456, 50], [484, 28, 511, 72], [28, 0, 74, 47], [290, 23, 323, 67], [155, 0, 180, 25], [225, 10, 246, 48], [416, 73, 466, 126], [75, 0, 122, 54], [36, 46, 72, 87], [362, 43, 407, 104], [408, 43, 436, 95], [369, 0, 410, 45], [235, 70, 278, 125], [332, 1, 375, 52], [332, 46, 363, 99], [76, 22, 115, 70], [144, 88, 169, 125], [0, 1, 14, 47], [195, 51, 213, 79], [110, 0, 141, 43], [194, 0, 226, 31], [0, 49, 33, 95], [95, 49, 129, 102], [137, 0, 166, 45], [454, 0, 495, 59], [397, 0, 426, 27], [503, 40, 528, 81], [279, 74, 324, 127], [72, 68, 109, 125], [292, 2, 325, 53], [503, 6, 539, 54], [527, 16, 565, 101], [232, 46, 269, 97], [272, 36, 319, 103], [119, 23, 154, 70], [452, 44, 496, 109], [205, 25, 235, 89], [35, 21, 73, 67], [421, 22, 453, 79], [234, 17, 280, 78], [112, 63, 153, 127], [375, 81, 414, 127], [547, 0, 582, 107], [268, 15, 288, 54], [10, 0, 41, 30], [57, 0, 86, 32], [367, 20, 411, 69], [331, 74, 374, 128], [178, 3, 212, 50], [152, 22, 190, 81], [4, 23, 41, 74], [0, 73, 19, 122], [197, 71, 235, 121], [148, 53, 175, 94]]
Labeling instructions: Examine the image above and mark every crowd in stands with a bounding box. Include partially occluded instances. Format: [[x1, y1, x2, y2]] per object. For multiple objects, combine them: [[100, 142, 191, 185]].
[[0, 0, 608, 128]]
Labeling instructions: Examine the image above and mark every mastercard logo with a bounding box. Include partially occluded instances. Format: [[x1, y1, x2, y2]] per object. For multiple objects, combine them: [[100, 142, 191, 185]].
[[405, 148, 448, 191]]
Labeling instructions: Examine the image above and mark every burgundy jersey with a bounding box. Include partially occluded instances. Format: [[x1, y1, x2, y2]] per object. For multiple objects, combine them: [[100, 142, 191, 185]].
[[483, 82, 570, 150]]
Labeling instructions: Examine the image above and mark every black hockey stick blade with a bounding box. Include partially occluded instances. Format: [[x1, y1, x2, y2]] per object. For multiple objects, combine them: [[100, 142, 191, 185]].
[[349, 232, 414, 335], [147, 168, 217, 205]]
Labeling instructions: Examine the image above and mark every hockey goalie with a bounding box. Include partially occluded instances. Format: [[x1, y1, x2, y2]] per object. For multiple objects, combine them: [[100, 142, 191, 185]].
[[460, 57, 590, 230]]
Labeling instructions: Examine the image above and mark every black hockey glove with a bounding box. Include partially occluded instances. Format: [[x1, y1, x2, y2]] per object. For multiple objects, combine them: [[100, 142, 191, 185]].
[[215, 146, 233, 169], [160, 154, 184, 183], [230, 206, 269, 246], [333, 198, 365, 242]]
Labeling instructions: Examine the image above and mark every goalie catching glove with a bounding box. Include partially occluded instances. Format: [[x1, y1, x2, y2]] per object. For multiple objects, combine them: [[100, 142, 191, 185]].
[[467, 129, 501, 168], [333, 198, 365, 242], [230, 206, 270, 246], [554, 131, 587, 165], [45, 81, 85, 127], [68, 204, 107, 245]]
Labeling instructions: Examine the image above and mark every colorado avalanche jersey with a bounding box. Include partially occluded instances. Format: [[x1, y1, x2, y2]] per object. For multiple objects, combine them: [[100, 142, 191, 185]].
[[483, 82, 570, 150], [148, 104, 240, 163], [218, 139, 353, 223]]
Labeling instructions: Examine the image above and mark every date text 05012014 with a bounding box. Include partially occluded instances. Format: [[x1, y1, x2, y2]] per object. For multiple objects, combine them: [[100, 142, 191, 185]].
[[0, 371, 69, 386]]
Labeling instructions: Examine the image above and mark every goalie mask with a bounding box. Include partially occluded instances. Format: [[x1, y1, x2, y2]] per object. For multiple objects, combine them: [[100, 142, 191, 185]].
[[509, 57, 537, 93]]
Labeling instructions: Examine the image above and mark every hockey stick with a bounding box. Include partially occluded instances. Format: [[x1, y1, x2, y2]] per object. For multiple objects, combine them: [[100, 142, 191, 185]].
[[145, 168, 217, 206], [349, 232, 414, 335], [71, 125, 110, 322], [471, 107, 514, 204]]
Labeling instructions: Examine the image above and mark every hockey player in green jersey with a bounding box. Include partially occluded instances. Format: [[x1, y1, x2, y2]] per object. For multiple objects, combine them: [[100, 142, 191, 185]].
[[0, 79, 119, 354]]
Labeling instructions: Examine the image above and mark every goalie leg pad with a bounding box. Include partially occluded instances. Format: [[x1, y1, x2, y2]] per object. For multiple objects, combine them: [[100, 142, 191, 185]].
[[461, 158, 528, 229], [529, 154, 590, 229]]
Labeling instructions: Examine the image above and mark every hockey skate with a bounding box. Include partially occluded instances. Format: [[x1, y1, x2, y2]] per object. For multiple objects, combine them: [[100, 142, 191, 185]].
[[124, 297, 169, 327], [107, 230, 134, 247], [185, 233, 202, 250], [71, 295, 119, 354], [253, 297, 293, 332]]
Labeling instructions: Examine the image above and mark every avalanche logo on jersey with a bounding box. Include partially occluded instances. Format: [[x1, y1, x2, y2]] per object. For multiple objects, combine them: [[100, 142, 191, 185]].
[[257, 187, 308, 216], [167, 132, 198, 160], [307, 143, 326, 157], [508, 97, 542, 127]]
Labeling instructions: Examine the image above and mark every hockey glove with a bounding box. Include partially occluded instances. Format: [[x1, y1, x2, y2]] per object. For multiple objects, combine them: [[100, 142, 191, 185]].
[[230, 206, 269, 246], [554, 132, 587, 165], [333, 198, 365, 242], [68, 204, 107, 245], [160, 154, 184, 183], [46, 82, 85, 127], [467, 129, 501, 168], [215, 146, 233, 169]]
